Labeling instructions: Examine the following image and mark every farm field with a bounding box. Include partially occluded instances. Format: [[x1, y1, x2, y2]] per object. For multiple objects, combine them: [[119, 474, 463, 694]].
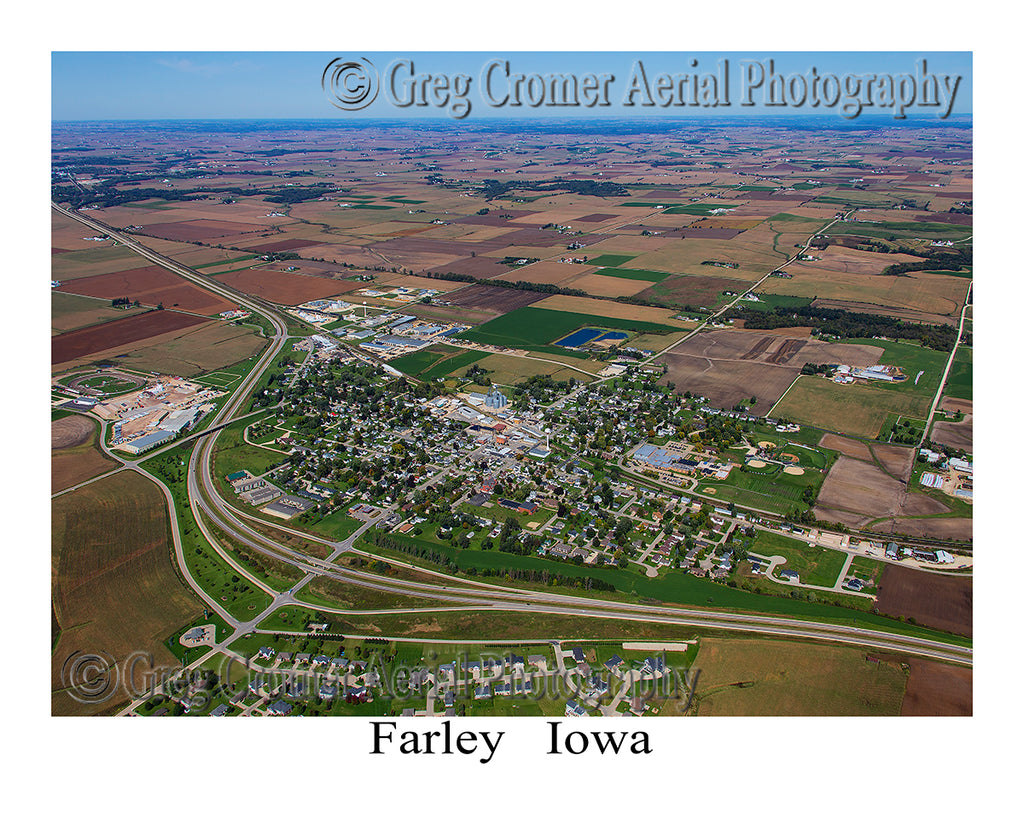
[[103, 319, 268, 377], [52, 470, 202, 715], [875, 564, 972, 636], [691, 637, 907, 716], [898, 657, 972, 716], [58, 265, 237, 316], [773, 376, 932, 439], [52, 291, 148, 334], [449, 352, 596, 386], [459, 306, 680, 355], [931, 397, 972, 453], [211, 268, 361, 305], [51, 415, 118, 493], [52, 309, 211, 367]]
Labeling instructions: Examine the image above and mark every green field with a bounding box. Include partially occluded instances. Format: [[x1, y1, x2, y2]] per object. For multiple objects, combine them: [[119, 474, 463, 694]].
[[696, 464, 824, 516], [593, 267, 671, 283], [394, 346, 492, 380], [774, 376, 933, 440], [586, 254, 636, 267], [943, 346, 972, 401], [458, 306, 679, 356]]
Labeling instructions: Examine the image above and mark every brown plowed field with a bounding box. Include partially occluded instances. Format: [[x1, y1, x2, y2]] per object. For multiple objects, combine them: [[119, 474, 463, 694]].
[[52, 415, 95, 449], [637, 275, 748, 308], [52, 310, 210, 365], [138, 219, 263, 241], [900, 658, 971, 716], [427, 256, 510, 279], [875, 564, 972, 636], [658, 353, 798, 409], [872, 516, 973, 541], [213, 269, 356, 305], [815, 456, 904, 519], [819, 433, 873, 461], [931, 411, 973, 453], [247, 238, 323, 253], [575, 212, 621, 222], [871, 443, 915, 480], [59, 266, 236, 316], [900, 493, 951, 516], [677, 227, 744, 239], [440, 284, 548, 313]]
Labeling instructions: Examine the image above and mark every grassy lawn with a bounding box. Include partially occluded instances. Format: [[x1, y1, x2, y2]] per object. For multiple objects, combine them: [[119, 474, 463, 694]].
[[697, 465, 823, 516], [750, 530, 849, 587]]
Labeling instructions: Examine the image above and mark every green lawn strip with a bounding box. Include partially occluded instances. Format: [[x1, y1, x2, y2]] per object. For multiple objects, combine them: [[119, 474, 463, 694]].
[[211, 413, 289, 479], [140, 444, 275, 621], [356, 532, 969, 645]]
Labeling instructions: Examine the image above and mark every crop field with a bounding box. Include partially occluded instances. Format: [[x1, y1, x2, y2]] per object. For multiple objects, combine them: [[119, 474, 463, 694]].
[[212, 268, 358, 305], [761, 267, 969, 317], [459, 306, 679, 354], [773, 376, 931, 439], [943, 346, 973, 400], [51, 415, 118, 493], [660, 353, 799, 409], [108, 319, 267, 377], [931, 397, 972, 453], [58, 265, 237, 316], [808, 298, 957, 327], [52, 291, 148, 334], [439, 284, 549, 314], [51, 243, 153, 280], [52, 309, 211, 366], [532, 294, 691, 327], [450, 352, 595, 385], [876, 564, 972, 636], [899, 658, 972, 716], [52, 470, 201, 715], [691, 637, 907, 716], [136, 219, 265, 242]]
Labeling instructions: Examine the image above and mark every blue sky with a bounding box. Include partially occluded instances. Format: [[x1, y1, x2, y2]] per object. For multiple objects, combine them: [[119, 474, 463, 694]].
[[52, 52, 971, 120]]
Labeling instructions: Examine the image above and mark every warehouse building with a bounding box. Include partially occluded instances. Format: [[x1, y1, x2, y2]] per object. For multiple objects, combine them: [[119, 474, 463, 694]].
[[121, 429, 176, 455]]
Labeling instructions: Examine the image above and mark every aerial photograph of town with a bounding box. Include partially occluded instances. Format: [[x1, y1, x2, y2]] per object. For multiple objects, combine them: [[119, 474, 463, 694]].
[[49, 49, 978, 733]]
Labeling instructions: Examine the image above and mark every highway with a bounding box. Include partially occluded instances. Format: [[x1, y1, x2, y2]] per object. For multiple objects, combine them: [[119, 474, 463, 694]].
[[52, 203, 972, 686]]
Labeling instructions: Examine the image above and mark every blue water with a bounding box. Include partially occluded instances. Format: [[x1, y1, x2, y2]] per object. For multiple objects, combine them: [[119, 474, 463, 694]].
[[554, 328, 629, 348]]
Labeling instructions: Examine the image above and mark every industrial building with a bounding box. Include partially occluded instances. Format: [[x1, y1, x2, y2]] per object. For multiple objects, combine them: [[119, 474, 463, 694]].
[[121, 429, 176, 455]]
